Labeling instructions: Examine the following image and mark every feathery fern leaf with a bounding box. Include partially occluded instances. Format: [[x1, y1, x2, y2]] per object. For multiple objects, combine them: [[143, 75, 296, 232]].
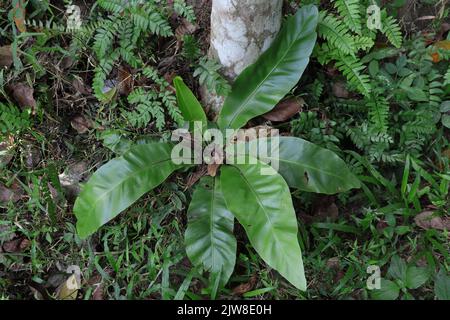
[[332, 0, 361, 34], [354, 36, 375, 52], [444, 66, 450, 85], [367, 95, 389, 134], [381, 15, 402, 48], [334, 55, 371, 96], [173, 0, 196, 23], [194, 57, 231, 96], [318, 12, 356, 56]]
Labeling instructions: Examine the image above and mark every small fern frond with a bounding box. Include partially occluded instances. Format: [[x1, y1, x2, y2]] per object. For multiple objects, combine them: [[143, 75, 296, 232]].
[[318, 11, 356, 56], [367, 95, 390, 134], [194, 57, 231, 96], [381, 14, 402, 48], [97, 0, 127, 13], [444, 66, 450, 85], [93, 18, 115, 58], [0, 103, 31, 135], [334, 55, 371, 96], [173, 0, 196, 23], [92, 52, 119, 101], [428, 73, 443, 110], [126, 88, 165, 130], [332, 0, 361, 34], [354, 36, 375, 52]]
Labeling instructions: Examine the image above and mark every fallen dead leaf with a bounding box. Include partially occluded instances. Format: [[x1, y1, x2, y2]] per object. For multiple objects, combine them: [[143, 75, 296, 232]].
[[0, 45, 13, 68], [186, 166, 208, 189], [436, 23, 450, 41], [72, 77, 91, 95], [232, 275, 258, 296], [2, 237, 30, 253], [22, 142, 41, 169], [61, 56, 74, 70], [56, 274, 80, 300], [175, 18, 198, 40], [262, 97, 304, 122], [207, 163, 220, 177], [0, 181, 23, 203], [312, 197, 339, 222], [10, 83, 36, 112], [326, 257, 340, 269], [117, 66, 133, 96], [332, 82, 350, 98], [71, 115, 93, 134], [414, 211, 450, 231]]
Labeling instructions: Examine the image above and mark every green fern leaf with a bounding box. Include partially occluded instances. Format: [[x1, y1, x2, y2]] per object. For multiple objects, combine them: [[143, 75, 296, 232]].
[[444, 66, 450, 85], [194, 57, 231, 96], [173, 0, 196, 23], [332, 0, 361, 34], [367, 95, 389, 134], [354, 36, 375, 52], [381, 15, 402, 48], [97, 0, 127, 13], [334, 55, 371, 96], [318, 11, 356, 56]]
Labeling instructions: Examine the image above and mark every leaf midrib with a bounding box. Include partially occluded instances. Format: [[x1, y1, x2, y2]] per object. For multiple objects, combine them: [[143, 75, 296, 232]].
[[84, 157, 173, 217], [233, 165, 292, 270], [225, 19, 311, 129]]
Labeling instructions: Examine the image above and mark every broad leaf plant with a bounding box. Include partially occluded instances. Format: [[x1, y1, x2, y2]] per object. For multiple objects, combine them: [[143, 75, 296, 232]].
[[74, 5, 360, 291]]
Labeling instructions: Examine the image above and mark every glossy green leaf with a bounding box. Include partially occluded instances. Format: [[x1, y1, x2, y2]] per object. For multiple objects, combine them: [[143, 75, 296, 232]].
[[235, 137, 360, 194], [371, 279, 400, 300], [435, 269, 450, 300], [74, 143, 181, 239], [173, 76, 207, 129], [442, 115, 450, 129], [405, 266, 429, 289], [217, 5, 318, 129], [185, 176, 237, 286], [221, 162, 306, 290], [388, 255, 407, 282]]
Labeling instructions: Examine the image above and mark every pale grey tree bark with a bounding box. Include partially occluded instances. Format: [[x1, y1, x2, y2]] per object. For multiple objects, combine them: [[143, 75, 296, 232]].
[[204, 0, 283, 114]]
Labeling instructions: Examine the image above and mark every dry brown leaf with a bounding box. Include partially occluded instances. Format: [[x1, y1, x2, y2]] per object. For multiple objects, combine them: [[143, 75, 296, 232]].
[[437, 23, 450, 41], [92, 283, 104, 300], [312, 196, 339, 222], [71, 115, 93, 134], [23, 143, 41, 169], [56, 274, 80, 300], [414, 211, 450, 231], [207, 163, 220, 177], [12, 0, 26, 33], [232, 275, 258, 295], [2, 237, 30, 253], [175, 19, 198, 40], [0, 181, 22, 203], [58, 161, 88, 199], [10, 83, 36, 112], [332, 82, 350, 98], [0, 45, 13, 68], [117, 66, 133, 96], [326, 257, 340, 269], [61, 56, 74, 70], [72, 77, 91, 95], [186, 166, 208, 189], [262, 97, 303, 122]]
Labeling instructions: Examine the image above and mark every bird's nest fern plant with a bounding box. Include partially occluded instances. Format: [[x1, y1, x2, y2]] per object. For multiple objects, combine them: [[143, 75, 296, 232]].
[[74, 5, 360, 291]]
